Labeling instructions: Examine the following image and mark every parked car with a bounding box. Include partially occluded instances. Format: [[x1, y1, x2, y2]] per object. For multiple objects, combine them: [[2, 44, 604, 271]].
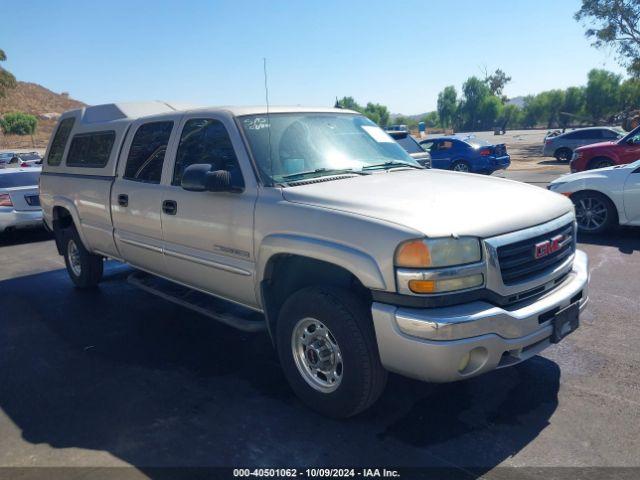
[[40, 102, 588, 418], [0, 167, 43, 233], [17, 152, 43, 167], [548, 160, 640, 233], [570, 125, 640, 172], [419, 136, 510, 174], [386, 130, 430, 167], [542, 127, 623, 162], [384, 124, 408, 132], [0, 152, 20, 168]]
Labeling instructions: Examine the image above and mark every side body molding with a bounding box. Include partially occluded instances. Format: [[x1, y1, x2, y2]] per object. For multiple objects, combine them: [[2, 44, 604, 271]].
[[257, 233, 387, 291]]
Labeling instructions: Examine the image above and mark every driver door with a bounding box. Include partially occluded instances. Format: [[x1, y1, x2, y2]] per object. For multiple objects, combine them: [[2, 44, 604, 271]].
[[159, 113, 259, 308]]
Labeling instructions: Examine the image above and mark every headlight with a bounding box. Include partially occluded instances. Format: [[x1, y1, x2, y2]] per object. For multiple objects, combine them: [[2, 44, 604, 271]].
[[395, 237, 484, 295], [395, 237, 481, 268], [548, 182, 566, 191]]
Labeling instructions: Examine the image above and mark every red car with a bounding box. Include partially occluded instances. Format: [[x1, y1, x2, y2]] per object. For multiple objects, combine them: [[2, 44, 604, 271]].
[[570, 126, 640, 172]]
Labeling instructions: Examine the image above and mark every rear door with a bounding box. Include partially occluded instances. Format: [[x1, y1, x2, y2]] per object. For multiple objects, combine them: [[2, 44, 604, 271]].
[[111, 117, 178, 273], [159, 113, 259, 307]]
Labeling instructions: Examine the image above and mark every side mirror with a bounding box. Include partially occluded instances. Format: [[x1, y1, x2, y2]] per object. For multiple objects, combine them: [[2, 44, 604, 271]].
[[181, 164, 235, 192]]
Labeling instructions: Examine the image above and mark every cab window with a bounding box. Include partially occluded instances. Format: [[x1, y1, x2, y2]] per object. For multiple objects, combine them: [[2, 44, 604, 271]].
[[66, 131, 115, 168], [124, 121, 173, 184], [172, 118, 244, 187], [47, 117, 75, 166]]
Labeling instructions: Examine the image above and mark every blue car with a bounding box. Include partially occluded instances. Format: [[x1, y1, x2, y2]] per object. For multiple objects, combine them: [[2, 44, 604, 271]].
[[419, 136, 510, 174]]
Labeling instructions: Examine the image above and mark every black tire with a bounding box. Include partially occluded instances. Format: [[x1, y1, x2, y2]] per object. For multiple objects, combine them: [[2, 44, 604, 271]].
[[554, 148, 572, 162], [61, 224, 104, 288], [589, 157, 614, 170], [451, 160, 471, 173], [276, 286, 387, 418], [571, 191, 618, 234]]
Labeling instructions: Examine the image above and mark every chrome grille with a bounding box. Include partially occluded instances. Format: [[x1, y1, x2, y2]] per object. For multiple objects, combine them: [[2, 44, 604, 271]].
[[497, 222, 574, 285]]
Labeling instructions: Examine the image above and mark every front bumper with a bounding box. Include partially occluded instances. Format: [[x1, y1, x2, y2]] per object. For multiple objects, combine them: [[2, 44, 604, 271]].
[[372, 250, 589, 383], [0, 208, 43, 232]]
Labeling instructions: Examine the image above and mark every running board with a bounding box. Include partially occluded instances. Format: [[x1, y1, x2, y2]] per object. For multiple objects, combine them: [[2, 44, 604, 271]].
[[127, 271, 266, 333]]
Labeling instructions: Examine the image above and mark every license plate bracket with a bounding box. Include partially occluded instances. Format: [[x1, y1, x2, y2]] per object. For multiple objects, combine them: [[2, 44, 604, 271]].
[[551, 302, 580, 343]]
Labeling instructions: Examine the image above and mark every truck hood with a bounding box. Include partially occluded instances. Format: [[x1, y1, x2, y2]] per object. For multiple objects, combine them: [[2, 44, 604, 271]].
[[282, 169, 573, 238]]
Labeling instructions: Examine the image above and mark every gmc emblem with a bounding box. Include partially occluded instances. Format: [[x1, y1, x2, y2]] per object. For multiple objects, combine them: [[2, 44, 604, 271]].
[[534, 234, 565, 259]]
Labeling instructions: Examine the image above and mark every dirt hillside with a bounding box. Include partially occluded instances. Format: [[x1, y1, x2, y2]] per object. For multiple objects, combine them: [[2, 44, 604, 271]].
[[0, 81, 86, 150]]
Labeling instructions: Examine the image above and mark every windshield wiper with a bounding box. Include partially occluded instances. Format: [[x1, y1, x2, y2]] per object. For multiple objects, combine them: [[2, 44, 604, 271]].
[[362, 161, 423, 171], [281, 168, 369, 181]]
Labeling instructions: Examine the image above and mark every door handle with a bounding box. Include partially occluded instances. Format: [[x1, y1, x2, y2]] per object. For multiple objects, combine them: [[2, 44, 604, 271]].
[[118, 194, 128, 207], [162, 199, 177, 215]]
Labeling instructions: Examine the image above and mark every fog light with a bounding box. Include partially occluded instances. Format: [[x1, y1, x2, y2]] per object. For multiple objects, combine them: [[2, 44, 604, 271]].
[[458, 352, 470, 372]]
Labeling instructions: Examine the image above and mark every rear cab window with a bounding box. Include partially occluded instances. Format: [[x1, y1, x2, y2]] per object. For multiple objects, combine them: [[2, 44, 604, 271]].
[[124, 121, 174, 183], [66, 131, 116, 168], [47, 117, 75, 166]]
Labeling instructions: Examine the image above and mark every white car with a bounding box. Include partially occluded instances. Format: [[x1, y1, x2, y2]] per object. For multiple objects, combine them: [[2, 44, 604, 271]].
[[548, 160, 640, 233], [0, 167, 43, 233]]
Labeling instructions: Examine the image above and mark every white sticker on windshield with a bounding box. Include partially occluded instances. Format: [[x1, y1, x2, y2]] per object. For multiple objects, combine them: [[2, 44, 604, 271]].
[[361, 125, 394, 143]]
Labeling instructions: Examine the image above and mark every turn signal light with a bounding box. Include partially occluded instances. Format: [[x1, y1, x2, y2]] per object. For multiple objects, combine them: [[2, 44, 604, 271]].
[[408, 279, 436, 293], [0, 193, 13, 207]]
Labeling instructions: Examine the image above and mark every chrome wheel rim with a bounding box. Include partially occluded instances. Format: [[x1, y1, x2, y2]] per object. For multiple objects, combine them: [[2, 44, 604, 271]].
[[576, 197, 608, 231], [68, 239, 82, 276], [453, 163, 469, 172], [291, 317, 343, 393]]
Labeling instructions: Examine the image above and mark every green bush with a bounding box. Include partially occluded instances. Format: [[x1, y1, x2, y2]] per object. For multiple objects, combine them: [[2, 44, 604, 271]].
[[0, 112, 38, 135]]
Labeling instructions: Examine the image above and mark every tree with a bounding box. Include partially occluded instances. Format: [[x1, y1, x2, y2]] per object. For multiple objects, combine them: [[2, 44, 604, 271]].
[[363, 102, 390, 127], [336, 96, 363, 112], [484, 68, 512, 98], [0, 112, 38, 136], [575, 0, 640, 76], [437, 86, 457, 128], [561, 86, 587, 126], [0, 49, 17, 99], [619, 77, 640, 111], [585, 68, 621, 121], [421, 111, 439, 128], [459, 77, 491, 130], [478, 95, 503, 130]]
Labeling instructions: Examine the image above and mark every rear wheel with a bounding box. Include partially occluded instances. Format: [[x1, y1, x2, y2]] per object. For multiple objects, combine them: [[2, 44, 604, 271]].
[[554, 148, 572, 162], [276, 286, 387, 418], [451, 160, 471, 172], [61, 225, 104, 288], [572, 191, 617, 234], [589, 157, 614, 170]]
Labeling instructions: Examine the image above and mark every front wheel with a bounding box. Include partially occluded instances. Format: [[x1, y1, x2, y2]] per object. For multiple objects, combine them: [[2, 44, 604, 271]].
[[61, 225, 104, 288], [451, 160, 471, 172], [554, 148, 572, 162], [589, 157, 614, 170], [276, 286, 387, 418], [572, 191, 617, 234]]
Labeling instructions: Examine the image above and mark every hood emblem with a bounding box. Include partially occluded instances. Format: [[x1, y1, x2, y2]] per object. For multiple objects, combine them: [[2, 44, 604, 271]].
[[534, 234, 566, 259]]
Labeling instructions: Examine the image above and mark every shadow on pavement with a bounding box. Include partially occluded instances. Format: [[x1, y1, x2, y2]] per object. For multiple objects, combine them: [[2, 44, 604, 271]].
[[0, 264, 561, 477], [0, 227, 52, 247], [578, 227, 640, 254]]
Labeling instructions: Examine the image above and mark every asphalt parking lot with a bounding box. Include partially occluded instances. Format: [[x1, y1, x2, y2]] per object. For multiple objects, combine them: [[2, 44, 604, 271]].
[[0, 170, 639, 479]]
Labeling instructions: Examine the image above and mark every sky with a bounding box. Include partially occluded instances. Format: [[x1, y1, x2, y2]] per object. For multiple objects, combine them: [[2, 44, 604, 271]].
[[1, 0, 627, 115]]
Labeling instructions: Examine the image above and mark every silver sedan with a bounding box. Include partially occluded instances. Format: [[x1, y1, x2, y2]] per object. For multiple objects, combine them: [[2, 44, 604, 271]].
[[0, 168, 43, 233]]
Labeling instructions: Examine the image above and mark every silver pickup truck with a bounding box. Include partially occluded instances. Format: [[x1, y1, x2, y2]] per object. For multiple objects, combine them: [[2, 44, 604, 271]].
[[40, 102, 589, 418]]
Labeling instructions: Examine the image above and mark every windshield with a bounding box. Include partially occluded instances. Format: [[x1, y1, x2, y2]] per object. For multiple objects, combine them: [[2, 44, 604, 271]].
[[239, 113, 419, 184], [464, 138, 491, 148], [620, 125, 640, 145], [396, 136, 426, 154]]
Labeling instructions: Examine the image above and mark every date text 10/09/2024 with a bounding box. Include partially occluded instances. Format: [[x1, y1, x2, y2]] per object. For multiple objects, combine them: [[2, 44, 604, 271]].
[[233, 469, 401, 478]]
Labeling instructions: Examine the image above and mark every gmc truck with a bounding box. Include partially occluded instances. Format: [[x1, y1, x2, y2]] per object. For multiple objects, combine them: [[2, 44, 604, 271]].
[[40, 102, 589, 418]]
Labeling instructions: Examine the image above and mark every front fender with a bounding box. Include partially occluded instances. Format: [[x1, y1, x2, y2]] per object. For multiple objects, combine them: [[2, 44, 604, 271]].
[[257, 233, 387, 291]]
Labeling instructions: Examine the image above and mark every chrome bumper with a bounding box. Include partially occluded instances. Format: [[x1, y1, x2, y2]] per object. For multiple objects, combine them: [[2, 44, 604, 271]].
[[372, 250, 589, 383], [0, 208, 43, 232]]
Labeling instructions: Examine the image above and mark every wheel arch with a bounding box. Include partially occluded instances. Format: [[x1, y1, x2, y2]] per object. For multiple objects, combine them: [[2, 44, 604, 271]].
[[588, 156, 615, 170], [258, 234, 386, 343], [570, 189, 621, 226], [51, 198, 88, 255]]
